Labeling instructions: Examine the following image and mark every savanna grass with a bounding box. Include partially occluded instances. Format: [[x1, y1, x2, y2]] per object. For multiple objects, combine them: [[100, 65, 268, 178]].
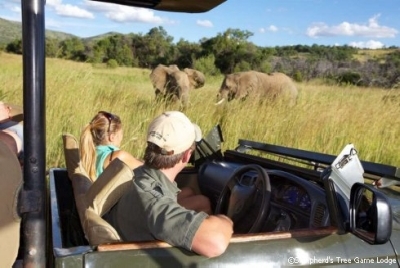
[[1, 53, 399, 171]]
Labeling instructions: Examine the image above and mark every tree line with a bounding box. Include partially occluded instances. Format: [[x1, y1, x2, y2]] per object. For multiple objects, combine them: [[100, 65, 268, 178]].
[[3, 27, 400, 88]]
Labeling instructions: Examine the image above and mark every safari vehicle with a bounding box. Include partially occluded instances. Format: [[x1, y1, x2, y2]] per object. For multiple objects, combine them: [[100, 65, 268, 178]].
[[7, 0, 400, 267]]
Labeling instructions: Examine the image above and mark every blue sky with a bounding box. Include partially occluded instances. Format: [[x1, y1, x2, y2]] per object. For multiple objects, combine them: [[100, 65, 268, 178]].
[[1, 0, 399, 49]]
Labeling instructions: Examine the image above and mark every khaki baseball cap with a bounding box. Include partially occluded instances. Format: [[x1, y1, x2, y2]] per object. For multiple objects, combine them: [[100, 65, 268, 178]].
[[147, 111, 201, 155]]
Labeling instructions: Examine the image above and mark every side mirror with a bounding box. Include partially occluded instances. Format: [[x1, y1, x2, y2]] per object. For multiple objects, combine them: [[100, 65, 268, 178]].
[[350, 183, 392, 244]]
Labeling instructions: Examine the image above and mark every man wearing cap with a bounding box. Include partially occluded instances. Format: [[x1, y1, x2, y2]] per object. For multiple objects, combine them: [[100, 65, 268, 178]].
[[104, 111, 233, 258]]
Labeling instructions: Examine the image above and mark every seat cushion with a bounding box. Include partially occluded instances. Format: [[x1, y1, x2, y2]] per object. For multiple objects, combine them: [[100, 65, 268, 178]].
[[84, 208, 122, 245]]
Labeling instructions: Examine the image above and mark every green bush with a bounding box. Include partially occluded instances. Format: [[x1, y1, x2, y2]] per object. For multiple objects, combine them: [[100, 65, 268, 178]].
[[106, 59, 119, 69], [259, 60, 271, 73], [293, 70, 303, 82], [336, 71, 361, 85], [194, 54, 220, 76], [234, 61, 251, 73]]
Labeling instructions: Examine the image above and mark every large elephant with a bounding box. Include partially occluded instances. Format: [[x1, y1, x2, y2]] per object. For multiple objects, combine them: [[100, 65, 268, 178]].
[[149, 64, 205, 107], [149, 64, 180, 98], [216, 71, 298, 106], [165, 70, 191, 106]]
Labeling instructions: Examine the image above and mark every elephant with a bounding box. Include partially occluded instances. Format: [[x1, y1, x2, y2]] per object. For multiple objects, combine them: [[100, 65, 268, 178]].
[[149, 64, 180, 98], [183, 68, 206, 89], [165, 69, 191, 106], [216, 71, 298, 106], [149, 64, 205, 107]]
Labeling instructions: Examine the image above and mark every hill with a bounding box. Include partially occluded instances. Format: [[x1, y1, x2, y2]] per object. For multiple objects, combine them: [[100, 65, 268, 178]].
[[82, 31, 123, 42], [0, 17, 77, 45], [0, 17, 138, 46]]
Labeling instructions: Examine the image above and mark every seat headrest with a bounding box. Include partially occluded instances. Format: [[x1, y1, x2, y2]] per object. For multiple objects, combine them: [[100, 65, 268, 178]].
[[62, 133, 92, 228], [62, 133, 93, 182]]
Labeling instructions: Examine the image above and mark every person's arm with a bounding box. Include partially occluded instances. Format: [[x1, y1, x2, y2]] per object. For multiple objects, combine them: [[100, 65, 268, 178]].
[[110, 150, 143, 170], [191, 214, 233, 258]]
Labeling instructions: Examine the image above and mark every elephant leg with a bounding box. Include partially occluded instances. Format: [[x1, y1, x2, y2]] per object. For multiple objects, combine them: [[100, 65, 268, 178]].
[[170, 94, 180, 102], [180, 90, 189, 108]]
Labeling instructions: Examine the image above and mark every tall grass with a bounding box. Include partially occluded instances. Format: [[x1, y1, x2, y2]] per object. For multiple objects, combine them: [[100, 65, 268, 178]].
[[1, 53, 399, 170]]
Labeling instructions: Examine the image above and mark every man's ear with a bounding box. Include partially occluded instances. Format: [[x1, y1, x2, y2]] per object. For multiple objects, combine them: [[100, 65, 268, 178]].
[[182, 149, 193, 163]]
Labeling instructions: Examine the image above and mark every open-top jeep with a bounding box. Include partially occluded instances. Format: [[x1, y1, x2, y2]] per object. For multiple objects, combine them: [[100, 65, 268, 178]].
[[47, 126, 400, 267], [2, 0, 399, 267]]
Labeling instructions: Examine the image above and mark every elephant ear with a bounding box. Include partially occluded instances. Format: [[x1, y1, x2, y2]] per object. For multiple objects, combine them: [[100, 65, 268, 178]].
[[237, 71, 259, 98], [228, 73, 240, 94]]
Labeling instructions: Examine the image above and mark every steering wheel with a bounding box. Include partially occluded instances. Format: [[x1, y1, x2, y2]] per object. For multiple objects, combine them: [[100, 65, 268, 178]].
[[215, 164, 271, 233]]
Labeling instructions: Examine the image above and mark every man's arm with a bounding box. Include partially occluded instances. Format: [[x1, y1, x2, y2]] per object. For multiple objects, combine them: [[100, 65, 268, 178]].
[[191, 214, 233, 258]]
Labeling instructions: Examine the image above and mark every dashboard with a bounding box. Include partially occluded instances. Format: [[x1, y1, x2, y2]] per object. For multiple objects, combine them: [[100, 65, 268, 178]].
[[198, 161, 330, 232], [273, 182, 312, 212]]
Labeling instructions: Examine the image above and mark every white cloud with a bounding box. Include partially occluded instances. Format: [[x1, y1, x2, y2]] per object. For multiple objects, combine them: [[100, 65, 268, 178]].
[[0, 0, 20, 21], [197, 20, 213, 28], [348, 40, 385, 49], [45, 18, 62, 29], [306, 14, 398, 38], [10, 5, 20, 13], [46, 0, 62, 7], [259, 25, 278, 34], [56, 4, 94, 18], [46, 0, 94, 19], [268, 25, 278, 32], [83, 0, 171, 24]]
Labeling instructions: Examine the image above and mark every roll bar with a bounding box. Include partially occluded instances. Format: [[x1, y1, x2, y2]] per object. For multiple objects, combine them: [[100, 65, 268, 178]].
[[21, 0, 47, 266]]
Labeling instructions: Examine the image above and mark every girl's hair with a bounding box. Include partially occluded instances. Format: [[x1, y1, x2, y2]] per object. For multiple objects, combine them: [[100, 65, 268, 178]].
[[80, 111, 122, 181]]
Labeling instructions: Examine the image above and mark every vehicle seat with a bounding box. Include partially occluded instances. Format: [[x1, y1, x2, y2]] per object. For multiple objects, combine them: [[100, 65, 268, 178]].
[[0, 140, 23, 267], [84, 158, 133, 245], [62, 133, 134, 245], [62, 133, 92, 226]]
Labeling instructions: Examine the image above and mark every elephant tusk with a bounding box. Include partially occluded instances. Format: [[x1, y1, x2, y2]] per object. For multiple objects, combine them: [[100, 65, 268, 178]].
[[215, 98, 225, 105]]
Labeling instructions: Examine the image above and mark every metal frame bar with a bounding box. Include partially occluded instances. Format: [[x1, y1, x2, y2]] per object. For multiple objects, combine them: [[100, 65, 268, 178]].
[[237, 140, 400, 180], [21, 0, 47, 266]]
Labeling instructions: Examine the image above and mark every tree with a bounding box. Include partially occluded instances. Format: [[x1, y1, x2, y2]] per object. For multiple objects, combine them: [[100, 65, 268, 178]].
[[6, 39, 22, 54], [106, 34, 133, 67], [46, 38, 60, 58], [201, 28, 263, 73], [132, 27, 175, 68], [91, 38, 110, 64], [59, 37, 86, 61], [175, 39, 202, 68]]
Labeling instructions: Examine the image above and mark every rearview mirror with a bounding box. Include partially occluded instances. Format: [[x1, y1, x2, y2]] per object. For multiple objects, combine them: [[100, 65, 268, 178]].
[[350, 183, 392, 244]]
